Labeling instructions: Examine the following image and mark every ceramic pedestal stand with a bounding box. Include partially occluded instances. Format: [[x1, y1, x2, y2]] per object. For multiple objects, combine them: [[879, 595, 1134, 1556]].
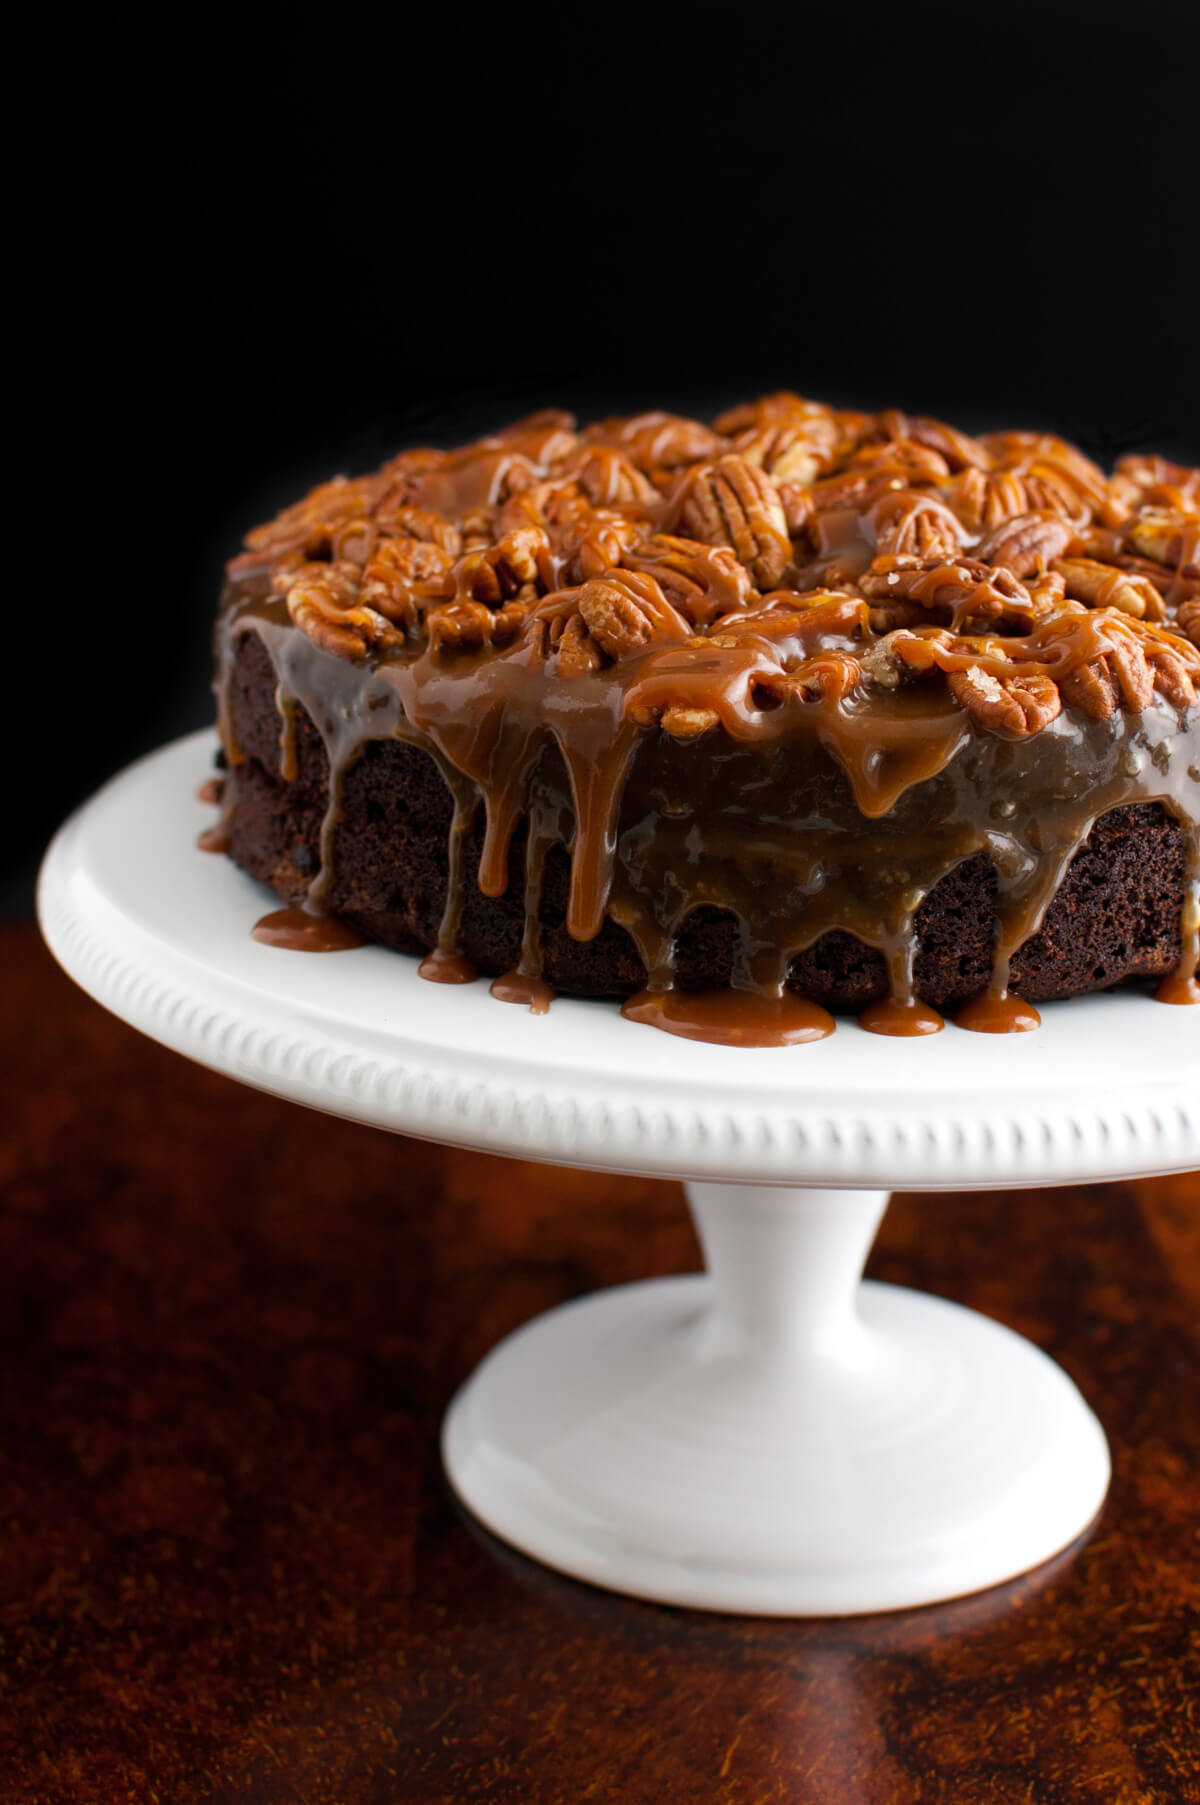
[[39, 733, 1199, 1615]]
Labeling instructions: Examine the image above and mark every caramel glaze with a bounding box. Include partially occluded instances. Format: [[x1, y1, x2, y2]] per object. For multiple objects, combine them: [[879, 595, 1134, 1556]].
[[251, 907, 367, 952], [215, 599, 1199, 1041], [211, 400, 1200, 1047]]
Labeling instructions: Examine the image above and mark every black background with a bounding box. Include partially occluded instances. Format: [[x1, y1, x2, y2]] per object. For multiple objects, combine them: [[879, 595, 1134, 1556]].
[[10, 0, 1198, 912]]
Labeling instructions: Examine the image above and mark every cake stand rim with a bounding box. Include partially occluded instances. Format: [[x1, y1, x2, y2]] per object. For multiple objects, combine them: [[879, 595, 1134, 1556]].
[[36, 729, 1199, 1190]]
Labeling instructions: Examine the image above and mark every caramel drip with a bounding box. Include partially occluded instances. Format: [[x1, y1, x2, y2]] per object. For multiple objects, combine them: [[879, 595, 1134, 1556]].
[[197, 755, 237, 855], [517, 795, 563, 983], [251, 907, 366, 951], [309, 759, 345, 912], [436, 784, 477, 962], [859, 994, 944, 1036], [622, 988, 835, 1046], [490, 971, 555, 1014], [276, 683, 298, 782], [418, 946, 478, 984], [557, 721, 641, 941], [956, 991, 1042, 1033], [858, 917, 944, 1035]]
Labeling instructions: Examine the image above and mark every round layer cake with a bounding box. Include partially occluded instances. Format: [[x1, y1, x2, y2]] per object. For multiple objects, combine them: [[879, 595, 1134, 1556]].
[[211, 396, 1200, 1037]]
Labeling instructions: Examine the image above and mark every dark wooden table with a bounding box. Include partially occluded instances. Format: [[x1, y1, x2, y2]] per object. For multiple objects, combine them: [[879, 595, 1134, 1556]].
[[1, 924, 1197, 1804]]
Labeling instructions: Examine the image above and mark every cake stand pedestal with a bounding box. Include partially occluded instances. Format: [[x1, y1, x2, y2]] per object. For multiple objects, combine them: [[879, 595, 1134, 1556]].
[[38, 732, 1199, 1616]]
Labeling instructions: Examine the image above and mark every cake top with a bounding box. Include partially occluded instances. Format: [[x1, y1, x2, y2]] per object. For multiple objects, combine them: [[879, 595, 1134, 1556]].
[[227, 395, 1200, 740]]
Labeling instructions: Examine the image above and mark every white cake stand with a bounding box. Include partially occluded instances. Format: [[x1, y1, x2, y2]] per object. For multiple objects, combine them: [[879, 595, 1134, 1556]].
[[38, 731, 1199, 1616]]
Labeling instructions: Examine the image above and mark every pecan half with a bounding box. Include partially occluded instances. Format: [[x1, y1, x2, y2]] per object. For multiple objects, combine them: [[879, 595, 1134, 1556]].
[[859, 555, 1038, 633], [567, 445, 658, 507], [621, 534, 753, 628], [1113, 454, 1200, 512], [1126, 508, 1200, 576], [552, 611, 604, 678], [586, 411, 725, 481], [282, 563, 403, 662], [861, 628, 951, 688], [1059, 633, 1154, 720], [244, 475, 389, 562], [1143, 634, 1199, 708], [948, 667, 1062, 736], [765, 652, 863, 705], [861, 409, 989, 472], [676, 455, 792, 589], [849, 438, 952, 485], [453, 525, 553, 606], [577, 571, 691, 659], [1178, 597, 1200, 649], [730, 412, 841, 486], [714, 391, 833, 436], [975, 511, 1074, 579], [425, 598, 531, 654], [570, 514, 642, 582], [868, 490, 965, 563], [359, 535, 456, 629], [661, 705, 720, 739], [1052, 556, 1166, 621]]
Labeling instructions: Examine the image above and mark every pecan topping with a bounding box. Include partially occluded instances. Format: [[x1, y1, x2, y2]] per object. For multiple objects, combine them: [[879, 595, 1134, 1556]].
[[676, 455, 792, 589], [226, 394, 1198, 744]]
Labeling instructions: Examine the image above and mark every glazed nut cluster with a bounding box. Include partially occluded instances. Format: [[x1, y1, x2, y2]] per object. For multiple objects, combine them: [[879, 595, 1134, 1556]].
[[230, 397, 1200, 738]]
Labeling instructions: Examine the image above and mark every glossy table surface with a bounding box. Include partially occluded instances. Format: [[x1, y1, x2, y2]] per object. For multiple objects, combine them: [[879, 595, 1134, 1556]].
[[3, 924, 1198, 1804]]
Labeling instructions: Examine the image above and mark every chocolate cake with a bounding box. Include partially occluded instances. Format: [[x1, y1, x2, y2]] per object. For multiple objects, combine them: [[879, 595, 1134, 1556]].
[[209, 396, 1200, 1042]]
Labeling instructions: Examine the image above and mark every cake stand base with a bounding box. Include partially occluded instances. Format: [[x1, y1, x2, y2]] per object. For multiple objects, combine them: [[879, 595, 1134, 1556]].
[[444, 1183, 1110, 1614]]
